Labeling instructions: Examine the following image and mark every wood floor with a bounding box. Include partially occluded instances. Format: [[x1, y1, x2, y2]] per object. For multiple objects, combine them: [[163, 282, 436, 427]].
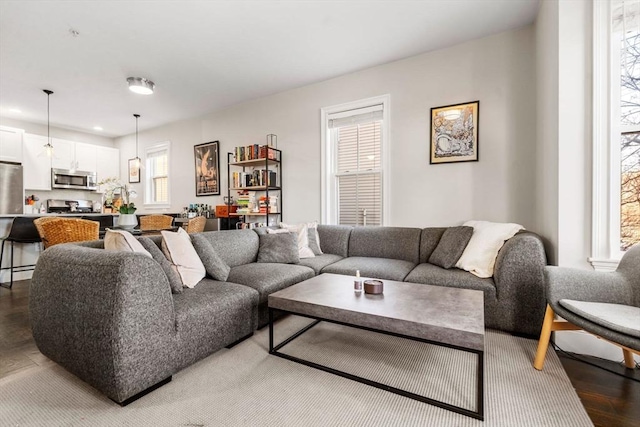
[[1, 279, 639, 426]]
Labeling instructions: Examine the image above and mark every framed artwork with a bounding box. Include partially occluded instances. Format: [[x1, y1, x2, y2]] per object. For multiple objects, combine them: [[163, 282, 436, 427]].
[[430, 100, 479, 164], [128, 158, 140, 183], [194, 140, 220, 196]]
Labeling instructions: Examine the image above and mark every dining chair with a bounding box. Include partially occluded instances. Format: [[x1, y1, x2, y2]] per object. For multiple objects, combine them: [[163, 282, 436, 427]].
[[139, 215, 174, 231], [186, 216, 207, 233], [34, 217, 100, 249]]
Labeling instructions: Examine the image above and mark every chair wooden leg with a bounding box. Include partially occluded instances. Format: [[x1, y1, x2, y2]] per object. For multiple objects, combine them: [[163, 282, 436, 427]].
[[623, 349, 636, 369], [534, 305, 555, 371]]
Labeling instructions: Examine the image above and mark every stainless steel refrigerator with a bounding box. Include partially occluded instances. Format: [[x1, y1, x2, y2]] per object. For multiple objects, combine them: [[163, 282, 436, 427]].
[[0, 162, 24, 214]]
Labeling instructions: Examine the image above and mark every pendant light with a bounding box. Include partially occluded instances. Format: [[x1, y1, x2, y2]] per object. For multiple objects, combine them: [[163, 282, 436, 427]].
[[133, 114, 141, 168], [43, 89, 54, 157]]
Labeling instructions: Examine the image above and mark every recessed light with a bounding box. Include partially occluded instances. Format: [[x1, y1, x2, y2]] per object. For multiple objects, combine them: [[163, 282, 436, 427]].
[[9, 108, 21, 113], [93, 126, 103, 131]]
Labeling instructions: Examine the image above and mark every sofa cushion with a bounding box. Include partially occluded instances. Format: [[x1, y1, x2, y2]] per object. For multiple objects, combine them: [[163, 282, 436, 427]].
[[428, 226, 474, 269], [419, 227, 447, 263], [172, 279, 259, 370], [191, 234, 231, 281], [298, 253, 343, 274], [405, 263, 496, 294], [348, 226, 422, 263], [196, 229, 259, 267], [258, 233, 300, 264], [138, 236, 183, 294], [317, 225, 352, 257], [559, 299, 640, 339], [279, 222, 315, 259], [104, 229, 152, 258], [456, 220, 524, 278], [306, 221, 323, 255], [321, 256, 416, 281], [227, 263, 315, 305], [161, 228, 206, 288]]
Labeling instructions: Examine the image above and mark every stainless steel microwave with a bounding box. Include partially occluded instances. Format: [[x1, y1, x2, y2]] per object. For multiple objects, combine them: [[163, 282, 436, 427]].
[[51, 168, 98, 191]]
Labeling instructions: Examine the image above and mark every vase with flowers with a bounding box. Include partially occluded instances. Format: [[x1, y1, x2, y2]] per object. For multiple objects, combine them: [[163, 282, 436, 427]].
[[98, 177, 138, 229]]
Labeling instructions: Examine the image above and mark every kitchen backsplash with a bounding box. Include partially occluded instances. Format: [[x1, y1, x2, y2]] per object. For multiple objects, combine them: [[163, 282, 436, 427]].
[[24, 189, 103, 213]]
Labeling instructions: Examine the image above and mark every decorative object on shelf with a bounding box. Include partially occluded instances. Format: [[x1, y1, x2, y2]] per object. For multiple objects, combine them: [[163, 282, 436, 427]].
[[126, 77, 155, 95], [267, 134, 277, 148], [364, 279, 384, 294], [98, 177, 137, 220], [42, 89, 54, 157], [430, 100, 479, 164], [128, 114, 142, 183], [194, 140, 220, 196]]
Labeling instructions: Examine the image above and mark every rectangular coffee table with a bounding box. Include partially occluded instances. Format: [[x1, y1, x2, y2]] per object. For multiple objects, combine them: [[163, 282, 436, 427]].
[[268, 273, 485, 420]]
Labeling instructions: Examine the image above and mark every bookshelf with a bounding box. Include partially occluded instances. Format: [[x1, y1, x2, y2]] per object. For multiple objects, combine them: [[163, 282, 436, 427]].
[[227, 145, 282, 228]]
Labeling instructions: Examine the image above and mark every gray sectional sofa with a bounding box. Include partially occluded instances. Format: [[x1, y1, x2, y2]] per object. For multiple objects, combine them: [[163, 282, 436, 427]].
[[29, 224, 547, 404]]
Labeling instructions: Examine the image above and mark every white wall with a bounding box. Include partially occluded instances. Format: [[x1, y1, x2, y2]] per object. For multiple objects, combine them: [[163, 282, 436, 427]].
[[117, 26, 538, 226]]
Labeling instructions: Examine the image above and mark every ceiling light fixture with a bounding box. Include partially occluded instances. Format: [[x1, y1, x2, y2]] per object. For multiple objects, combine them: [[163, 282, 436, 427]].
[[93, 126, 103, 131], [127, 77, 155, 95], [9, 108, 21, 113], [133, 114, 142, 169], [43, 89, 54, 157]]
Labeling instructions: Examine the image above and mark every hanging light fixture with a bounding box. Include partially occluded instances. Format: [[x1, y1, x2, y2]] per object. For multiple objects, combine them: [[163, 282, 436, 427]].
[[43, 89, 54, 157], [133, 114, 142, 168], [127, 77, 155, 95]]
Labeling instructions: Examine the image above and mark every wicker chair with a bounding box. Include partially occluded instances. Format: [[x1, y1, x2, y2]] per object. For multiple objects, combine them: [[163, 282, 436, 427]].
[[186, 216, 207, 233], [139, 215, 174, 231], [33, 218, 100, 249]]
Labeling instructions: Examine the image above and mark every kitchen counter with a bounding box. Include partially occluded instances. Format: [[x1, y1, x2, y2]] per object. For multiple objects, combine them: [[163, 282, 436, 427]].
[[0, 213, 118, 218]]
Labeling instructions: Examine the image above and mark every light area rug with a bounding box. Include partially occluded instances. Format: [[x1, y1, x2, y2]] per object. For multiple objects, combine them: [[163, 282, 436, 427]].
[[0, 315, 592, 427]]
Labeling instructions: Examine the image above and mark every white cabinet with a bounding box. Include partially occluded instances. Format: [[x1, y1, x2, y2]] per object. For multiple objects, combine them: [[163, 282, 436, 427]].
[[51, 138, 74, 170], [50, 139, 98, 172], [0, 126, 24, 163], [23, 134, 52, 190], [75, 142, 97, 172], [95, 146, 120, 189]]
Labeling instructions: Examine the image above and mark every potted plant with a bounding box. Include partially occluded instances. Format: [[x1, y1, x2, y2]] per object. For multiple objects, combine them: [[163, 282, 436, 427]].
[[98, 177, 138, 229]]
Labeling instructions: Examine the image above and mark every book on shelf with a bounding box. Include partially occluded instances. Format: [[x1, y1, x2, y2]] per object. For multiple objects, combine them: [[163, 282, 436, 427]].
[[233, 144, 276, 162]]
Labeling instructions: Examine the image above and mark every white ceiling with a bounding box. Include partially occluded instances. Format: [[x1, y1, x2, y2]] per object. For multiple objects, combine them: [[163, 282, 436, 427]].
[[0, 0, 539, 138]]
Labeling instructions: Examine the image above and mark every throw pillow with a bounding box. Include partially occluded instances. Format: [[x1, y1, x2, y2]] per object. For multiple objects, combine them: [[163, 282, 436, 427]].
[[306, 221, 323, 255], [278, 222, 315, 258], [104, 229, 152, 258], [138, 237, 183, 294], [191, 234, 231, 281], [428, 226, 474, 269], [161, 228, 206, 288], [455, 220, 524, 278], [257, 233, 300, 264]]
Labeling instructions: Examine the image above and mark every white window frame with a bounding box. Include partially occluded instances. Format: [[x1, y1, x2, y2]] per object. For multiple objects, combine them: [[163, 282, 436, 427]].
[[590, 0, 637, 270], [144, 141, 171, 208], [320, 94, 390, 225]]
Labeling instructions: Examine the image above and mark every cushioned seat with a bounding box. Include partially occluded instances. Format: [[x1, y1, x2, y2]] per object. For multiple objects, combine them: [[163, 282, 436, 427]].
[[172, 279, 259, 370], [559, 300, 640, 339], [227, 263, 315, 327], [321, 256, 416, 281], [298, 253, 343, 274]]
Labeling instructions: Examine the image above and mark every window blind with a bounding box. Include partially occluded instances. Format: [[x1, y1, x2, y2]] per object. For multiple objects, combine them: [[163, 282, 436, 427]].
[[147, 148, 168, 203], [328, 104, 383, 129], [335, 119, 382, 226]]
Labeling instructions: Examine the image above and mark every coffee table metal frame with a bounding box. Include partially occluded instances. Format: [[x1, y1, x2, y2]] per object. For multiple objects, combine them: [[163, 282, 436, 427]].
[[268, 308, 484, 421]]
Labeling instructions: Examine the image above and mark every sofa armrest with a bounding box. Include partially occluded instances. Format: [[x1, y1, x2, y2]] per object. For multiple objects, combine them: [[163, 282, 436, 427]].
[[544, 266, 632, 308], [492, 232, 547, 335], [29, 244, 177, 403]]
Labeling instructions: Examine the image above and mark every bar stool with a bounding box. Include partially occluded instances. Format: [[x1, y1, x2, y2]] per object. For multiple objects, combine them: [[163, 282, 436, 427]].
[[0, 217, 42, 289]]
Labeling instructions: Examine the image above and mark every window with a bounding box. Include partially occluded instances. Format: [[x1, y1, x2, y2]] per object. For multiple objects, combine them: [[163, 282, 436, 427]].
[[592, 0, 640, 269], [144, 142, 170, 206], [321, 95, 389, 226]]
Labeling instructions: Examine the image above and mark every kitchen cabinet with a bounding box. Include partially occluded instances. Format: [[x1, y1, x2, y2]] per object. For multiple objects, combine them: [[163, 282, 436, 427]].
[[75, 142, 97, 172], [0, 126, 24, 163], [95, 146, 120, 189], [23, 134, 52, 190], [50, 138, 74, 170]]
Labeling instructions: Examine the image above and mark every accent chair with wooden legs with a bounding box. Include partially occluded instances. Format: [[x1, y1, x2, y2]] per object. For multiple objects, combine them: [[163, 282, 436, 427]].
[[533, 244, 640, 371]]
